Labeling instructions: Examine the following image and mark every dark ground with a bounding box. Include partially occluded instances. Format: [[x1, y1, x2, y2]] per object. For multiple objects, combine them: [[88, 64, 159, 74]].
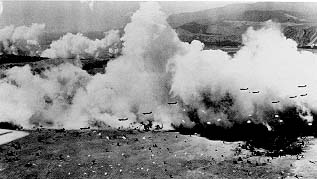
[[0, 129, 301, 179]]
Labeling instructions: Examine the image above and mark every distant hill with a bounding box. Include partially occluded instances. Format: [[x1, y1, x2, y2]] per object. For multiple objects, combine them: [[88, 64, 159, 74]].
[[237, 10, 305, 23], [168, 2, 317, 27], [168, 2, 317, 47]]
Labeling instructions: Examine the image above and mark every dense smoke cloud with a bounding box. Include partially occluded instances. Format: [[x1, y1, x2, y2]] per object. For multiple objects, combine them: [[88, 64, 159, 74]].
[[65, 2, 185, 129], [169, 21, 317, 128], [0, 23, 45, 56], [1, 2, 317, 130], [0, 2, 183, 129], [0, 64, 91, 128], [41, 30, 121, 59]]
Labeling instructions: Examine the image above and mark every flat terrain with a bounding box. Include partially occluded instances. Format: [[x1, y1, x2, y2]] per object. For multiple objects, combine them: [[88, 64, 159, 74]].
[[0, 129, 312, 179]]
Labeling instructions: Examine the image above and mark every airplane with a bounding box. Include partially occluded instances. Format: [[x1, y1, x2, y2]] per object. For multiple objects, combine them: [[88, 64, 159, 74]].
[[272, 101, 280, 104], [168, 102, 178, 105], [240, 88, 249, 91], [80, 127, 90, 130], [143, 112, 152, 115], [252, 91, 260, 94], [300, 93, 308, 97], [289, 96, 297, 99], [298, 85, 307, 88], [118, 118, 128, 121]]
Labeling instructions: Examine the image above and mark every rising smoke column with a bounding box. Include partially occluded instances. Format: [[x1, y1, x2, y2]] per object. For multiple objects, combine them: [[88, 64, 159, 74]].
[[0, 23, 45, 56], [41, 30, 121, 59], [67, 2, 187, 129]]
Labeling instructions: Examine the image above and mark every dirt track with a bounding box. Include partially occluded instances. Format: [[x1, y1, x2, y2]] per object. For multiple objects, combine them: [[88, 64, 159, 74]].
[[0, 129, 312, 179], [0, 130, 29, 146]]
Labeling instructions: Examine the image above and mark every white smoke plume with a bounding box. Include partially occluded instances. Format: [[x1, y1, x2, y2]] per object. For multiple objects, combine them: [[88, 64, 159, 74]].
[[168, 21, 317, 127], [1, 2, 317, 131], [0, 63, 91, 128], [0, 2, 184, 129], [66, 2, 185, 129], [0, 23, 45, 56], [41, 30, 121, 59]]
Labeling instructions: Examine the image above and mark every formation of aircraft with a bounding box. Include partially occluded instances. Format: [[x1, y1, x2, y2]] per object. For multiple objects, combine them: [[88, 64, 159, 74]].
[[114, 85, 310, 128], [118, 118, 128, 121], [239, 85, 308, 104]]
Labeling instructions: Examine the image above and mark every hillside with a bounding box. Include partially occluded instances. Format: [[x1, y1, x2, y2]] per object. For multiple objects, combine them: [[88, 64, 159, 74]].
[[168, 2, 317, 48], [168, 2, 317, 27]]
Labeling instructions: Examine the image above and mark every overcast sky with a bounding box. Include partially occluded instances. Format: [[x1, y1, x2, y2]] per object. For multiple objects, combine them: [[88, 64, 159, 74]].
[[0, 1, 238, 33]]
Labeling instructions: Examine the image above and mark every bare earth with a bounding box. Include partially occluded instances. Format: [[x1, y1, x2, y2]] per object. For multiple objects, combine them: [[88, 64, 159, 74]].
[[0, 129, 314, 179]]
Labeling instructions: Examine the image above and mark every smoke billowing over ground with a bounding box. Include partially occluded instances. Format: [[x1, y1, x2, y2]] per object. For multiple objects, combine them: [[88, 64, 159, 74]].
[[41, 30, 121, 59], [0, 23, 45, 56], [0, 2, 317, 137]]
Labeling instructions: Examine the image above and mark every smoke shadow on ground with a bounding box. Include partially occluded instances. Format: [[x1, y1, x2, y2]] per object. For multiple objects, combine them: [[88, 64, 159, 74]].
[[0, 54, 48, 65], [174, 106, 317, 157], [0, 122, 23, 130]]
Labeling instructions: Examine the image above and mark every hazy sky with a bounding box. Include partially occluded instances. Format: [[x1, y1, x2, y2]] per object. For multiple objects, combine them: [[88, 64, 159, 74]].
[[0, 1, 238, 33]]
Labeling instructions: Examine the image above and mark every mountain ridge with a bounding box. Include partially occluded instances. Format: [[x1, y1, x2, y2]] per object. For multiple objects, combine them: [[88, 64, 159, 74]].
[[168, 2, 317, 48]]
